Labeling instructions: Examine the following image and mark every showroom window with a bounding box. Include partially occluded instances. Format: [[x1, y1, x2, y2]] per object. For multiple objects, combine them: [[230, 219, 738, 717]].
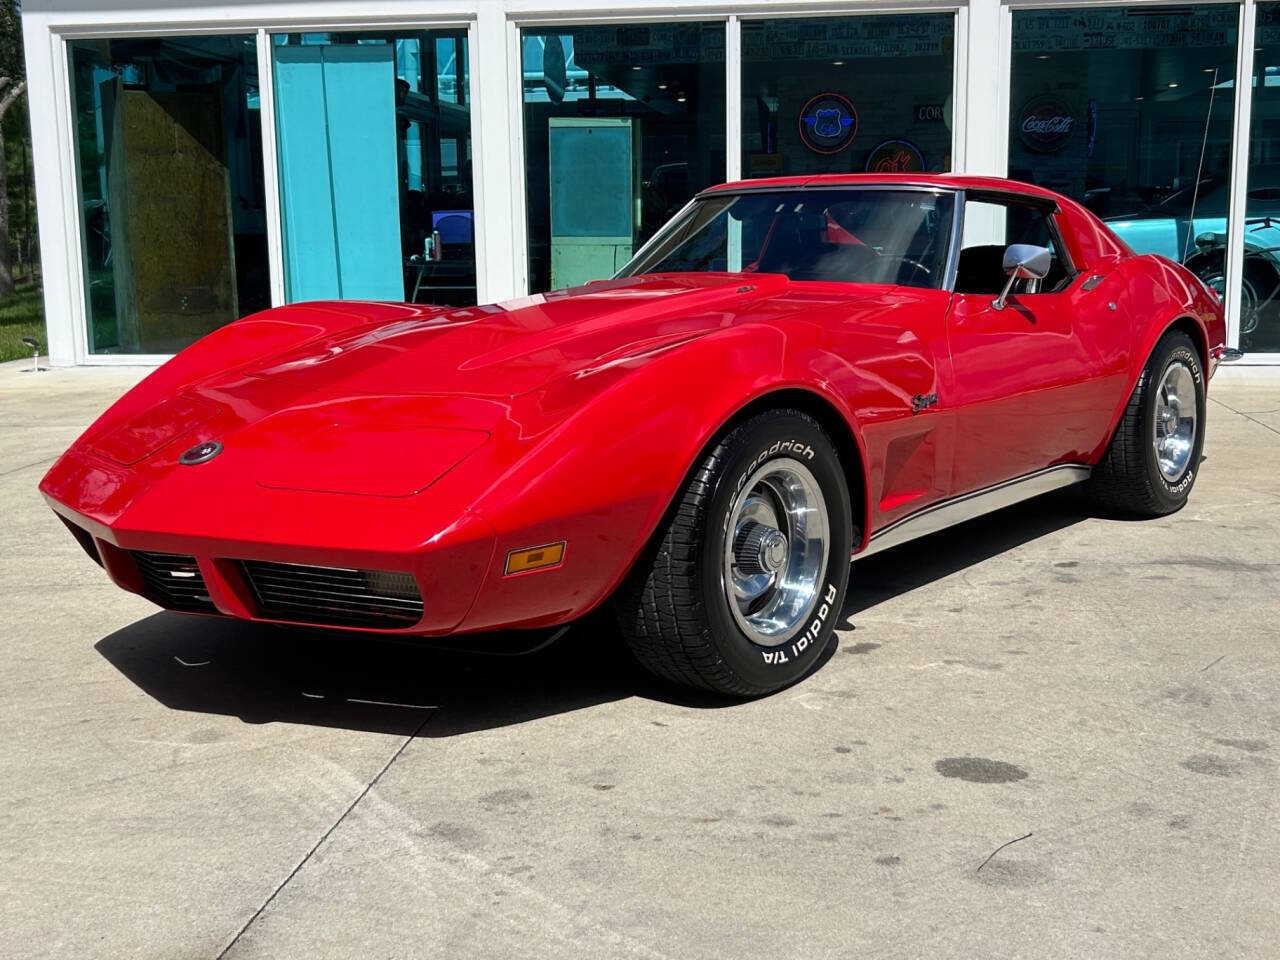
[[271, 31, 474, 306], [1243, 4, 1280, 353], [521, 23, 726, 293], [67, 36, 268, 354], [1009, 6, 1239, 307], [740, 14, 955, 179]]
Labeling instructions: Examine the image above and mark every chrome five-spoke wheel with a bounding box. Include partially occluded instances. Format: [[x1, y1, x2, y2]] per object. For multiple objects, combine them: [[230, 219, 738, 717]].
[[617, 409, 851, 695], [1154, 360, 1197, 483], [722, 458, 829, 646]]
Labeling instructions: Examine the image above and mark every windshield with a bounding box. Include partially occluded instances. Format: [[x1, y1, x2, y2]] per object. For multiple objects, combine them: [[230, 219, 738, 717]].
[[617, 188, 956, 289]]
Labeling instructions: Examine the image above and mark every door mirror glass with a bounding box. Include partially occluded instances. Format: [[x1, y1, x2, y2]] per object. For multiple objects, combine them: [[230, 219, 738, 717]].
[[1003, 243, 1052, 280], [993, 244, 1052, 310]]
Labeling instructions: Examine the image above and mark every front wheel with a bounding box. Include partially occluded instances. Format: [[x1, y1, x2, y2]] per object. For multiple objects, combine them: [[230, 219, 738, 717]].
[[1088, 330, 1206, 516], [615, 410, 853, 696]]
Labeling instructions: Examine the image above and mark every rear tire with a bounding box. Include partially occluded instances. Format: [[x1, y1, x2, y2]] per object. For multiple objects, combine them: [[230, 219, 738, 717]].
[[615, 410, 852, 696], [1195, 254, 1277, 349], [1088, 330, 1205, 516]]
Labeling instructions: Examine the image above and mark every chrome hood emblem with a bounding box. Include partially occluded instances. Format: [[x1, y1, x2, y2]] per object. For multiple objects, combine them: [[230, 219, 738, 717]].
[[179, 441, 223, 465]]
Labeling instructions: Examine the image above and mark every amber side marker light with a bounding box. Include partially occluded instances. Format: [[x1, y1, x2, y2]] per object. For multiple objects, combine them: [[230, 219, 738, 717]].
[[504, 541, 566, 575]]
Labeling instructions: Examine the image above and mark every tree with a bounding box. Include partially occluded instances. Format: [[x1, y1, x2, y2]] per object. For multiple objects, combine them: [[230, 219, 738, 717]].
[[0, 2, 27, 297]]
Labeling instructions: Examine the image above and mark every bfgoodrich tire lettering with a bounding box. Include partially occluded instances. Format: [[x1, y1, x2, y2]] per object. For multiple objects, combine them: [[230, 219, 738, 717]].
[[1088, 330, 1206, 516], [615, 409, 853, 696]]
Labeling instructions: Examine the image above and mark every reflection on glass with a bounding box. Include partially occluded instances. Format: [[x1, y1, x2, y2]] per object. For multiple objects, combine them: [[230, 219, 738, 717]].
[[67, 36, 268, 354], [1009, 7, 1243, 336], [521, 23, 726, 293], [1243, 4, 1280, 353], [740, 15, 955, 179], [272, 31, 474, 306], [619, 188, 954, 289]]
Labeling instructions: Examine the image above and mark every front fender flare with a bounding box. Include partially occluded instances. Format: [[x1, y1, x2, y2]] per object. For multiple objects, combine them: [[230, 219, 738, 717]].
[[456, 324, 870, 632]]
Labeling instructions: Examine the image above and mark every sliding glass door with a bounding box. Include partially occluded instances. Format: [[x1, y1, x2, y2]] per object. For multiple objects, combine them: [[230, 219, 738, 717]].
[[521, 23, 726, 293], [271, 31, 475, 306], [67, 35, 268, 354]]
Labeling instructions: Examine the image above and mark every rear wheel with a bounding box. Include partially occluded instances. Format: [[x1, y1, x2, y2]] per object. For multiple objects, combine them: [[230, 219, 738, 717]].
[[615, 410, 852, 696], [1196, 254, 1278, 350], [1088, 330, 1206, 516]]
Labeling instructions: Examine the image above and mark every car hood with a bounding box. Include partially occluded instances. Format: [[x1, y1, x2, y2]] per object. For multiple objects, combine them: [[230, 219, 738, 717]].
[[68, 272, 904, 507], [223, 273, 795, 400]]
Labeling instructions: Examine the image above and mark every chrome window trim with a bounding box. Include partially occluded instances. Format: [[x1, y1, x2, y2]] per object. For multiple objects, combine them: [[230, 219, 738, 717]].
[[613, 196, 700, 279], [693, 182, 962, 199], [943, 190, 965, 293]]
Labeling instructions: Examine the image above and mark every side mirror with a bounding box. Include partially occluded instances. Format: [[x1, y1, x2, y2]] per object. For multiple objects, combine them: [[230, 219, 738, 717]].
[[992, 244, 1052, 310]]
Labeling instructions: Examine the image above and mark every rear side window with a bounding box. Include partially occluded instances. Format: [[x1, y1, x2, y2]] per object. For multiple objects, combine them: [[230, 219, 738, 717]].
[[956, 197, 1075, 295]]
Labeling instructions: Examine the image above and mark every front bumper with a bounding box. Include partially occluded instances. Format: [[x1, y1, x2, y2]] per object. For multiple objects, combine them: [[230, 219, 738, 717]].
[[43, 449, 496, 635]]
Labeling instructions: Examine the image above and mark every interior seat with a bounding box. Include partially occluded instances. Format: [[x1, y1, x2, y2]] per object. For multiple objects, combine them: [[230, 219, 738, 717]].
[[954, 245, 1010, 295]]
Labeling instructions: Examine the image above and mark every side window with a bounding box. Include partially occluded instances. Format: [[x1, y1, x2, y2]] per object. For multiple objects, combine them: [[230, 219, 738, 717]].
[[956, 198, 1074, 296]]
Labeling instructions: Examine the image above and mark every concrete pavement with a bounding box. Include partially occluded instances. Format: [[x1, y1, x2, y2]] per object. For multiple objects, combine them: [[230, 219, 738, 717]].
[[2, 358, 1279, 959]]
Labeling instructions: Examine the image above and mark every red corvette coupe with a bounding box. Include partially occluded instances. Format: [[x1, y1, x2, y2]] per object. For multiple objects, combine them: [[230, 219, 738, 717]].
[[42, 175, 1226, 695]]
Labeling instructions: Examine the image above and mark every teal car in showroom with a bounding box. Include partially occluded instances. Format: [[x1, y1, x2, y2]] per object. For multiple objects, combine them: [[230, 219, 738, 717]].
[[1105, 170, 1280, 353]]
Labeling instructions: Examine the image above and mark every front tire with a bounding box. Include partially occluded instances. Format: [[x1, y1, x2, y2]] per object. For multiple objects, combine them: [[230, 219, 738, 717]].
[[615, 410, 853, 696], [1088, 330, 1206, 516]]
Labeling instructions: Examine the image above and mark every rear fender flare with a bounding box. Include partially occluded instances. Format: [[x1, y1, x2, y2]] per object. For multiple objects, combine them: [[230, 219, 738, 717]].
[[1097, 257, 1219, 460]]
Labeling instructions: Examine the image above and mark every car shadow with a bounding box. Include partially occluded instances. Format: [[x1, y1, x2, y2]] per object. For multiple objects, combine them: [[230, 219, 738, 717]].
[[96, 488, 1094, 737], [841, 487, 1092, 619], [95, 610, 739, 737]]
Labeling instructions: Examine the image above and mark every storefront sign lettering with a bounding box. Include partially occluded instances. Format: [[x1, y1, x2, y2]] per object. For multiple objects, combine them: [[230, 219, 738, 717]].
[[1018, 96, 1076, 152], [798, 93, 858, 155], [866, 139, 925, 173]]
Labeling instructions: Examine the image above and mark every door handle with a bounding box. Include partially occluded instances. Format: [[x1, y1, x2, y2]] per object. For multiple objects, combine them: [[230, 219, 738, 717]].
[[1081, 273, 1107, 291]]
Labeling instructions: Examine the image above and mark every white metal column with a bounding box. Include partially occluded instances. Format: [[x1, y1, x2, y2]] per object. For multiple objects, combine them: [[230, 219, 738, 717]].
[[256, 28, 287, 308], [23, 14, 78, 366], [1226, 0, 1258, 353], [951, 4, 970, 173], [472, 6, 520, 303], [961, 0, 1006, 176], [726, 14, 742, 183]]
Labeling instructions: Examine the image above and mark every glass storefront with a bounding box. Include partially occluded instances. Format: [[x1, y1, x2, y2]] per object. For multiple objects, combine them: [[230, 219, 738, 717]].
[[1243, 4, 1280, 353], [740, 14, 955, 179], [47, 7, 1280, 363], [1009, 6, 1242, 334], [271, 32, 474, 307], [67, 36, 268, 354], [521, 23, 725, 293]]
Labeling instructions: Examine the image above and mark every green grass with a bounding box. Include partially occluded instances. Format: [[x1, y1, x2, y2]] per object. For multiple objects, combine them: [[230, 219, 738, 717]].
[[0, 278, 46, 363]]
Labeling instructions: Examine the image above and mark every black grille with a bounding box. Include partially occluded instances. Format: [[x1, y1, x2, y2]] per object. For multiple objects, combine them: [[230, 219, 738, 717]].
[[239, 560, 424, 628], [132, 551, 216, 612]]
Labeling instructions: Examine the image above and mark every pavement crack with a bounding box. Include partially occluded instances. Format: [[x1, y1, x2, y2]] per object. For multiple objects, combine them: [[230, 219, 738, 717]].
[[1210, 396, 1280, 439], [214, 713, 434, 958], [0, 455, 56, 478]]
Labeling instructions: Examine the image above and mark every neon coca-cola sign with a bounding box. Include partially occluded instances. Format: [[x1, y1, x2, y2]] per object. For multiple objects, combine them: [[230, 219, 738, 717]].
[[1018, 96, 1076, 153]]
